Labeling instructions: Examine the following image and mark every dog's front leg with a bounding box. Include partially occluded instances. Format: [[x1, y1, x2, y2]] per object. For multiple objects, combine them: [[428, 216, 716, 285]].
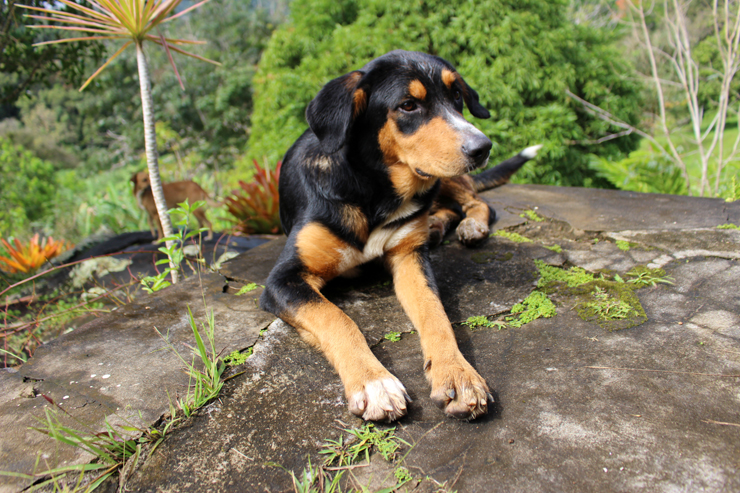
[[387, 246, 491, 419], [261, 240, 410, 422]]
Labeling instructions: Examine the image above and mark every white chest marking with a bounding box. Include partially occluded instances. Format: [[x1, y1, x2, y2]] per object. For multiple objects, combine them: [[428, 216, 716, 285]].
[[337, 201, 422, 273]]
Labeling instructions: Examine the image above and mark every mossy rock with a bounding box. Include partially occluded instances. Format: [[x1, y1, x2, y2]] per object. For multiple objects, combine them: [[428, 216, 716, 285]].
[[569, 280, 647, 331]]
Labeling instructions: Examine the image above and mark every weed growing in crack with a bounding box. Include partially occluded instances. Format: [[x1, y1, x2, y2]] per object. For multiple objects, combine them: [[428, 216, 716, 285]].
[[321, 424, 409, 466], [157, 305, 225, 417], [626, 266, 674, 287], [223, 349, 249, 366]]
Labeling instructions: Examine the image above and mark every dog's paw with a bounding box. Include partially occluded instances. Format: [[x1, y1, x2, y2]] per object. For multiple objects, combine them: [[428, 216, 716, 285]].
[[456, 217, 489, 246], [427, 216, 446, 247], [348, 376, 411, 422], [425, 356, 491, 420]]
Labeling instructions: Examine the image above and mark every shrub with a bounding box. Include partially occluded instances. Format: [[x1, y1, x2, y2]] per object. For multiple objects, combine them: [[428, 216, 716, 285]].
[[246, 0, 643, 187], [224, 159, 282, 234]]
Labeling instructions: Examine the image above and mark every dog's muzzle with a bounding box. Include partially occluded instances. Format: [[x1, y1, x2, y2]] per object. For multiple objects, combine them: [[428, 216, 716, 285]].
[[463, 133, 493, 172]]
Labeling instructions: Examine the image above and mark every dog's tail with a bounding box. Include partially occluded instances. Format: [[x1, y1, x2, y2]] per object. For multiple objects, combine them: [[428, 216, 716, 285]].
[[471, 144, 542, 193]]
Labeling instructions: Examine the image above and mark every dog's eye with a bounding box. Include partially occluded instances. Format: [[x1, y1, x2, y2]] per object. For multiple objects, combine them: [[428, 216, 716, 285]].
[[399, 100, 418, 112], [453, 89, 462, 102]]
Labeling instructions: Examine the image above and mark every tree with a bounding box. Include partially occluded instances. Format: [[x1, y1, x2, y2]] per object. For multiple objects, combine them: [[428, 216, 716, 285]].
[[21, 0, 219, 283], [246, 0, 643, 188], [0, 0, 104, 117]]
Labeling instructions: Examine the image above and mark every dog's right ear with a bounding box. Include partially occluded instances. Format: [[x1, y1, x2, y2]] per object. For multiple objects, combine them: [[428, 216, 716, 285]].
[[130, 172, 138, 184], [306, 70, 366, 154]]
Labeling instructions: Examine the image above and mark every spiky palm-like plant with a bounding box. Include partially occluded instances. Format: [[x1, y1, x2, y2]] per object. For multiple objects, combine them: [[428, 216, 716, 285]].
[[20, 0, 220, 283]]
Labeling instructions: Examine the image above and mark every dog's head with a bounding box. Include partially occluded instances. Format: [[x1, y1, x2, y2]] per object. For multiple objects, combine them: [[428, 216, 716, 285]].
[[306, 50, 492, 180], [130, 171, 150, 195]]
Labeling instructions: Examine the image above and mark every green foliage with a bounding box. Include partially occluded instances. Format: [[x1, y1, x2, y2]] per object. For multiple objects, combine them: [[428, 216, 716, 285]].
[[234, 283, 260, 295], [223, 350, 248, 366], [508, 291, 557, 327], [140, 200, 208, 294], [321, 423, 408, 467], [384, 331, 401, 342], [0, 139, 56, 236], [462, 316, 497, 330], [248, 0, 643, 187], [224, 159, 283, 234], [534, 259, 595, 288], [544, 244, 562, 253], [492, 230, 533, 243], [0, 0, 105, 112], [589, 148, 688, 195]]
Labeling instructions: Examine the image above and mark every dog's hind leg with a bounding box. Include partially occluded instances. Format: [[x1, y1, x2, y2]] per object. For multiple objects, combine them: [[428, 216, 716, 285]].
[[260, 229, 410, 422], [387, 239, 491, 420]]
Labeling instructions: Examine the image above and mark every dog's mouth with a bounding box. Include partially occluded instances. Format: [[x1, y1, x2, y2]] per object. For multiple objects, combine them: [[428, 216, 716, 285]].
[[414, 168, 434, 179], [466, 154, 490, 173]]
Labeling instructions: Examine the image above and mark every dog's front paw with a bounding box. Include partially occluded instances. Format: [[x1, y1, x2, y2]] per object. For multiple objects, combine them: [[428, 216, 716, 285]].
[[348, 376, 411, 422], [427, 216, 446, 247], [425, 356, 491, 420], [456, 217, 489, 246]]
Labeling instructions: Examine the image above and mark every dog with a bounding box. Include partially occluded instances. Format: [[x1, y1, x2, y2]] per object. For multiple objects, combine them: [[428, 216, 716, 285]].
[[130, 171, 214, 240], [260, 50, 540, 422]]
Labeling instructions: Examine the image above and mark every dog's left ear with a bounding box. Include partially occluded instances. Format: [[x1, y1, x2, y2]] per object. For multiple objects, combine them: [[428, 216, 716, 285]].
[[460, 77, 491, 119], [306, 70, 366, 154]]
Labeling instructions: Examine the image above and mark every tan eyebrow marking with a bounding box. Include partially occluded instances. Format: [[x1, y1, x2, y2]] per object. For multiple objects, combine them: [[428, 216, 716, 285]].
[[409, 79, 427, 100]]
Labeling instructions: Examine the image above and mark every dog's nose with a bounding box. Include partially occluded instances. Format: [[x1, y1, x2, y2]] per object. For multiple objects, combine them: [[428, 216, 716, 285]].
[[462, 134, 492, 164]]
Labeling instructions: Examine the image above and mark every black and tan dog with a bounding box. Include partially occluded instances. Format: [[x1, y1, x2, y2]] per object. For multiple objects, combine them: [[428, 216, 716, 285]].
[[261, 50, 540, 422]]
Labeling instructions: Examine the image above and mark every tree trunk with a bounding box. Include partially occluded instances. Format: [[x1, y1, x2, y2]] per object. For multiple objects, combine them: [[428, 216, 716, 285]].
[[135, 41, 178, 284]]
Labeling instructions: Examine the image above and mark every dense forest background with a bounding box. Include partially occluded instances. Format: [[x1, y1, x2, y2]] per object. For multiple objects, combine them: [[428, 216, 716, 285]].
[[1, 0, 738, 246]]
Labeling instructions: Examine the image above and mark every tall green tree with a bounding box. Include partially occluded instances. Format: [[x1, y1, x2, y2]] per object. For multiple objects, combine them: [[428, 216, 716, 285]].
[[0, 0, 104, 117], [248, 0, 643, 187]]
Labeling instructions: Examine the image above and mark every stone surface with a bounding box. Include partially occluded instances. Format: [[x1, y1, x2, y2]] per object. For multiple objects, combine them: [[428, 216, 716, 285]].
[[2, 185, 739, 493]]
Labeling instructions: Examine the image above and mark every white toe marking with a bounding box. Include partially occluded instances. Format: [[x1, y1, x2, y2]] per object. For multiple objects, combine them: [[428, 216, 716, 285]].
[[357, 377, 409, 421], [521, 144, 543, 159]]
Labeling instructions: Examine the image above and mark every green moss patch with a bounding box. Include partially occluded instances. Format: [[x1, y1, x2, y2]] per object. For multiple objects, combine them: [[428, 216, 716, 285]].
[[534, 259, 649, 331], [544, 244, 562, 253], [492, 230, 533, 243], [717, 223, 739, 230], [507, 291, 557, 328], [520, 209, 545, 222]]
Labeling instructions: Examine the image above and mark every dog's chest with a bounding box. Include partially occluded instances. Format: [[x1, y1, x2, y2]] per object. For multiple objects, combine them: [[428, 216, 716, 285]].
[[337, 200, 424, 272]]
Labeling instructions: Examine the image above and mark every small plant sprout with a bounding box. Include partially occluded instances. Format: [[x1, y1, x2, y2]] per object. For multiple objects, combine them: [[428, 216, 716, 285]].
[[384, 331, 402, 342], [141, 200, 208, 293]]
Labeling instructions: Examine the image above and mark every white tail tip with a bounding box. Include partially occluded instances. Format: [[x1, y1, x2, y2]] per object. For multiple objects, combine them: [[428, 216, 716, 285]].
[[521, 144, 543, 159]]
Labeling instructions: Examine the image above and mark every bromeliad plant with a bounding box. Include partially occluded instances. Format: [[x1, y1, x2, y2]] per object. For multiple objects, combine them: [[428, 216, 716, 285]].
[[0, 235, 72, 274], [225, 159, 282, 235], [20, 0, 220, 284]]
